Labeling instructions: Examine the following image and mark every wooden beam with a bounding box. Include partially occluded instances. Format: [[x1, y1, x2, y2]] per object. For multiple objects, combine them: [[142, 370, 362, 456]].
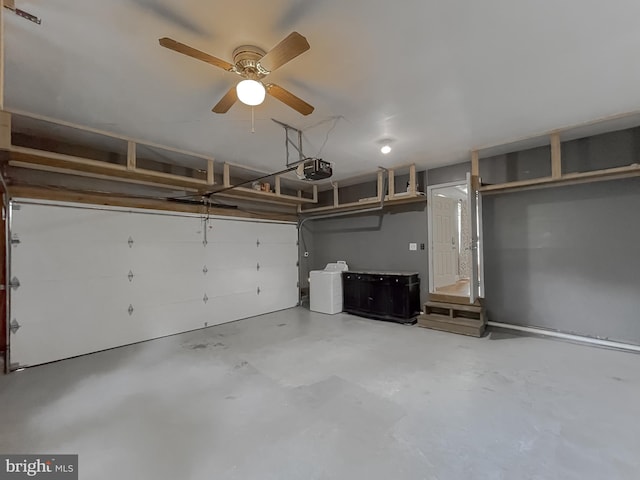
[[127, 141, 136, 171], [376, 171, 383, 201], [550, 132, 562, 179], [8, 185, 298, 222], [388, 168, 395, 198], [471, 150, 480, 190], [312, 184, 318, 203], [274, 175, 281, 195], [333, 182, 339, 207], [409, 164, 416, 195], [0, 110, 10, 149], [223, 163, 231, 187], [471, 150, 479, 176], [207, 159, 214, 185]]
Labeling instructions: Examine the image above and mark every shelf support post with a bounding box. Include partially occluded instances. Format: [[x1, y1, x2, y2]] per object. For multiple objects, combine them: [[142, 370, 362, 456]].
[[206, 159, 214, 185], [471, 150, 480, 190], [551, 132, 562, 179], [127, 141, 136, 171]]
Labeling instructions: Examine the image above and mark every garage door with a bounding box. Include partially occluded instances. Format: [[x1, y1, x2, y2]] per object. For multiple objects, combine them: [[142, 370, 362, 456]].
[[8, 200, 298, 367]]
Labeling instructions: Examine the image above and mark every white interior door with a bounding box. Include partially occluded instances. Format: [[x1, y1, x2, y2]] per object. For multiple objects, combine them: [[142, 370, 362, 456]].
[[432, 196, 458, 289], [9, 201, 298, 367]]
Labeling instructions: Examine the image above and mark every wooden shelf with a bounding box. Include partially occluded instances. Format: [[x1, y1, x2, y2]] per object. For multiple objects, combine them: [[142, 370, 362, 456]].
[[1, 110, 427, 213], [215, 186, 317, 206], [479, 164, 640, 194], [299, 193, 425, 214], [7, 148, 210, 191]]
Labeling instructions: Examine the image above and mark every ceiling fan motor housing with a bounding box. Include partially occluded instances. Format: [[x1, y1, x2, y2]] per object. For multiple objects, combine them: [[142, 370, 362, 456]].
[[233, 45, 269, 78]]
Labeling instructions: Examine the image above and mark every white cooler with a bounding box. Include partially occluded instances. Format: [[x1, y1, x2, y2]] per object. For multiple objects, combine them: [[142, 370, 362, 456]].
[[309, 261, 349, 314]]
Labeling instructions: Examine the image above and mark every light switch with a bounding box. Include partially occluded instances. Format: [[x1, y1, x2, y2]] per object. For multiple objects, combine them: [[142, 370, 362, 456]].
[[409, 242, 417, 251]]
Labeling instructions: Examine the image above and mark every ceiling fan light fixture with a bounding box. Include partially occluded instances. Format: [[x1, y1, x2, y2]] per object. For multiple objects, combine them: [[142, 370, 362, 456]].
[[380, 145, 392, 155], [236, 79, 266, 106]]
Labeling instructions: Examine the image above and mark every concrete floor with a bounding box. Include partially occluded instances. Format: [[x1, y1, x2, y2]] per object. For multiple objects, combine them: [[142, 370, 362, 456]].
[[1, 307, 639, 480]]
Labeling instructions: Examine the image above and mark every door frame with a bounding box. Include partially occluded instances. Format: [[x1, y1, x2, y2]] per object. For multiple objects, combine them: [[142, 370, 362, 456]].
[[427, 177, 485, 302]]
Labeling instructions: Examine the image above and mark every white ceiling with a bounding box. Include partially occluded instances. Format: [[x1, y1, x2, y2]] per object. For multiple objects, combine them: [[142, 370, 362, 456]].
[[6, 0, 640, 184]]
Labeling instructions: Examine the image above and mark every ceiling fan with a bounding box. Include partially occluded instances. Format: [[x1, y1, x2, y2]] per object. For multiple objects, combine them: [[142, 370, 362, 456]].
[[159, 32, 314, 116]]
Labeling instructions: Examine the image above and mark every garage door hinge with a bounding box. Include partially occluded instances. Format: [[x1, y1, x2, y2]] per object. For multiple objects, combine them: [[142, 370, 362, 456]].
[[257, 286, 261, 295], [128, 270, 134, 282], [203, 293, 209, 304], [128, 236, 134, 248], [203, 265, 208, 274], [256, 239, 260, 247], [256, 262, 260, 271], [128, 304, 134, 316], [10, 233, 20, 245], [9, 276, 20, 290], [10, 319, 20, 335]]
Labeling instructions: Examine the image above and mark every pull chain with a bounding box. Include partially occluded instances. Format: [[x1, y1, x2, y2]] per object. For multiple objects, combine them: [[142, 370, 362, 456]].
[[251, 107, 255, 133]]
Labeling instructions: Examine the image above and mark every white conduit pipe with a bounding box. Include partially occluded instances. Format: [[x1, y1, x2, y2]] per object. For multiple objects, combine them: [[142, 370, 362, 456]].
[[488, 321, 640, 353]]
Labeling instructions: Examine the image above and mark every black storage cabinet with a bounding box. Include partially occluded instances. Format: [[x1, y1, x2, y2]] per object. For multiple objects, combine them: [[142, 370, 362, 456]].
[[342, 271, 420, 323]]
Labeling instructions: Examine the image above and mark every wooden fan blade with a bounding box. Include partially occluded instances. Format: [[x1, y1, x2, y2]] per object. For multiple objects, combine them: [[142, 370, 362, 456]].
[[266, 84, 314, 115], [212, 87, 238, 113], [159, 37, 234, 71], [259, 32, 310, 73]]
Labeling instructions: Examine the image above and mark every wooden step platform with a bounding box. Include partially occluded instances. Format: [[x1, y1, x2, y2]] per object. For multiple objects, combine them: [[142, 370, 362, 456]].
[[417, 301, 486, 337]]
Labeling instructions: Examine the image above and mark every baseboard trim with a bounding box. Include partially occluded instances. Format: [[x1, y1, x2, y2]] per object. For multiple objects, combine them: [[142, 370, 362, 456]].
[[487, 321, 640, 353]]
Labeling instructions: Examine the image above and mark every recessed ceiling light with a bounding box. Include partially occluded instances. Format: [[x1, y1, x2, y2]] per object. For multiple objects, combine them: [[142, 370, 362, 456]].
[[380, 145, 391, 155]]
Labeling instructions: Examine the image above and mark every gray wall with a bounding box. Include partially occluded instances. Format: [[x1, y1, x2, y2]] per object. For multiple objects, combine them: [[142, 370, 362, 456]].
[[302, 147, 640, 344], [483, 177, 640, 344], [427, 162, 470, 185], [301, 203, 429, 302]]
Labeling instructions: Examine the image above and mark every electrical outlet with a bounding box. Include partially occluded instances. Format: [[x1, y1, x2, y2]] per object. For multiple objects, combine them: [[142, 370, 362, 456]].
[[420, 243, 425, 250]]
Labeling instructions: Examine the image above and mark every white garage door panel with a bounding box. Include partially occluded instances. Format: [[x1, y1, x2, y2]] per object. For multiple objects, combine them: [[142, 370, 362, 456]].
[[257, 278, 299, 312], [10, 201, 299, 367], [129, 212, 200, 238], [258, 244, 297, 268], [131, 272, 205, 306], [208, 219, 257, 242], [205, 242, 257, 269], [133, 245, 204, 274], [256, 222, 298, 243], [205, 268, 257, 296], [11, 279, 132, 366], [205, 291, 262, 324], [129, 300, 208, 339]]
